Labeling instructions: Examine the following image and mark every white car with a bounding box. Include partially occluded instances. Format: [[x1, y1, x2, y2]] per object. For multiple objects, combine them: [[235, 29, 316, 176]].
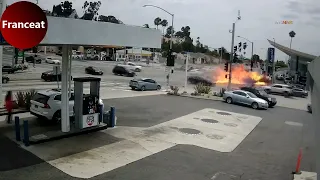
[[45, 57, 61, 64], [30, 89, 104, 122], [120, 62, 142, 72], [262, 84, 293, 96]]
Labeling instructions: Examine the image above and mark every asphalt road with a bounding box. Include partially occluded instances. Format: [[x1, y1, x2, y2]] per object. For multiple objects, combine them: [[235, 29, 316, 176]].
[[3, 57, 188, 89], [0, 95, 315, 180]]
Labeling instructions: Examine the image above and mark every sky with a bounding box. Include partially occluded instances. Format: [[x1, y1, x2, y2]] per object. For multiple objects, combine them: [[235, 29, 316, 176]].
[[5, 0, 320, 61]]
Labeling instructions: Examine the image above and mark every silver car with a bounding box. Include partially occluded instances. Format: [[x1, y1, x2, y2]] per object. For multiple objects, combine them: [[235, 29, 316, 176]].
[[129, 78, 161, 91], [223, 90, 269, 109]]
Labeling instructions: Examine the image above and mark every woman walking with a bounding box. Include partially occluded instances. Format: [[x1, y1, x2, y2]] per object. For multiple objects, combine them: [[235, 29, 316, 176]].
[[5, 91, 13, 124]]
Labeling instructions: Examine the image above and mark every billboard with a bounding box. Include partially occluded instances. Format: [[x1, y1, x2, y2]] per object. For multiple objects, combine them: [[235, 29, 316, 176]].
[[267, 47, 275, 63]]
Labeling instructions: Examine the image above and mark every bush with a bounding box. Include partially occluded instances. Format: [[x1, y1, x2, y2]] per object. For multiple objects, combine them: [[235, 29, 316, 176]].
[[15, 91, 26, 108], [15, 90, 36, 109], [194, 83, 212, 94], [170, 86, 179, 95], [25, 89, 37, 110]]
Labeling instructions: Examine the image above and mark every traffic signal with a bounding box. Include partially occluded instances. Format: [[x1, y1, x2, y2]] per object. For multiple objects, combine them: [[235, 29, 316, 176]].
[[234, 46, 237, 52], [233, 53, 238, 63], [243, 42, 247, 50], [166, 49, 175, 66], [238, 42, 242, 48], [224, 62, 229, 72], [250, 60, 254, 71]]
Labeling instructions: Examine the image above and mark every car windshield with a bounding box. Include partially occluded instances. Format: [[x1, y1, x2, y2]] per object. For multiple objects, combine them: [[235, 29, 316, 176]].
[[259, 90, 268, 96], [247, 92, 257, 98]]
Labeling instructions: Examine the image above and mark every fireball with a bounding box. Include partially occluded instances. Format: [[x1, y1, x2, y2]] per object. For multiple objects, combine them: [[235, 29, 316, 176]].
[[213, 64, 268, 85]]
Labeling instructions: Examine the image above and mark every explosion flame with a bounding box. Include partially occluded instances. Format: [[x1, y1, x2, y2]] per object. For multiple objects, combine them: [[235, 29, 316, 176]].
[[212, 64, 270, 86]]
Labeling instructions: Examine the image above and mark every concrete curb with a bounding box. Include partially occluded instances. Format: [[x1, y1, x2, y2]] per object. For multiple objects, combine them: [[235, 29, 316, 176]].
[[168, 93, 223, 102]]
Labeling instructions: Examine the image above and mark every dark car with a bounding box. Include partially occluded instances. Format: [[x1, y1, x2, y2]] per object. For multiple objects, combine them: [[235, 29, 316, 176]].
[[41, 71, 61, 81], [112, 65, 135, 77], [187, 76, 215, 86], [240, 86, 277, 107], [41, 71, 73, 82], [26, 55, 42, 64], [2, 65, 17, 74], [2, 76, 9, 84], [85, 66, 103, 75]]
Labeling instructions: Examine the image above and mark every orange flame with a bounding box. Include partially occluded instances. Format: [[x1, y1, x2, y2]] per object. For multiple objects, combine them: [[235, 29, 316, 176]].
[[213, 64, 268, 85]]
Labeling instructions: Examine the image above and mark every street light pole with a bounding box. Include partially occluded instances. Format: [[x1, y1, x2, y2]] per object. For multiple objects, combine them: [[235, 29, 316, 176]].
[[143, 4, 174, 89], [272, 38, 276, 84]]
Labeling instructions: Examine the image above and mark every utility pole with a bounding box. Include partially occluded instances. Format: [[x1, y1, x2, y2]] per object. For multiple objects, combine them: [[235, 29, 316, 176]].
[[227, 11, 241, 91], [227, 23, 235, 91]]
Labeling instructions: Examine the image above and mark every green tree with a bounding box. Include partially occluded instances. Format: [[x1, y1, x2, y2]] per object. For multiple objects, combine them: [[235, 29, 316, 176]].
[[160, 19, 168, 35], [81, 1, 101, 20], [154, 17, 162, 29], [98, 15, 121, 24], [252, 54, 260, 61], [52, 1, 73, 17]]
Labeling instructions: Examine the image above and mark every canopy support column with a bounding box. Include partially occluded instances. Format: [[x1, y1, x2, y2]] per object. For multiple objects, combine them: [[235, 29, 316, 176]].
[[61, 45, 70, 133]]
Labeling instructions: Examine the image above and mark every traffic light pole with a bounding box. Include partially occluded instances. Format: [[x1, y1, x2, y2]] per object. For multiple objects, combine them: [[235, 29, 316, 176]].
[[227, 22, 236, 91]]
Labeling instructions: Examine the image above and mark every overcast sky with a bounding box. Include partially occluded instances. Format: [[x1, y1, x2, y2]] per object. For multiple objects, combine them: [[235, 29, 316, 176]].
[[6, 0, 320, 60]]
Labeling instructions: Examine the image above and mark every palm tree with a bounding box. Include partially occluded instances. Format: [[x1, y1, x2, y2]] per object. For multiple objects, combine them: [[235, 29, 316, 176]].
[[289, 30, 296, 49], [154, 17, 162, 29], [160, 19, 168, 35], [143, 24, 149, 28]]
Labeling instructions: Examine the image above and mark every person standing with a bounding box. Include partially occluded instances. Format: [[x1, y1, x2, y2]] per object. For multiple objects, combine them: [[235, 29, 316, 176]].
[[5, 91, 13, 124]]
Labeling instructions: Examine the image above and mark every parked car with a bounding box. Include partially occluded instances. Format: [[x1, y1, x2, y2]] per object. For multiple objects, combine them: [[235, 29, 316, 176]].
[[45, 57, 61, 64], [2, 65, 17, 74], [240, 86, 277, 107], [223, 90, 269, 109], [112, 65, 135, 77], [187, 76, 215, 86], [288, 86, 308, 98], [85, 66, 103, 75], [276, 73, 284, 80], [307, 104, 312, 113], [118, 62, 142, 72], [30, 89, 104, 122], [26, 55, 42, 64], [13, 64, 28, 71], [2, 76, 9, 84], [129, 78, 161, 91], [262, 84, 293, 97]]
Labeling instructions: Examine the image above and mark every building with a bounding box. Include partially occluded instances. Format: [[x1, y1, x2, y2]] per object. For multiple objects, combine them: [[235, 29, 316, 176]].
[[267, 39, 317, 77], [163, 37, 185, 44], [116, 48, 153, 61]]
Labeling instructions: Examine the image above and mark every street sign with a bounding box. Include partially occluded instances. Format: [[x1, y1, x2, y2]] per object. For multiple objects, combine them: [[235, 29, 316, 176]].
[[267, 48, 275, 63]]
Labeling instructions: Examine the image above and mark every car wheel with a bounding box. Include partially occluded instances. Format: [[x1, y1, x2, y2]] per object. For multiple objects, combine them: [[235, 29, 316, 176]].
[[157, 85, 161, 90], [265, 89, 270, 94], [131, 87, 135, 90], [52, 110, 61, 123], [2, 78, 8, 84], [226, 97, 232, 104], [135, 68, 140, 72], [284, 91, 289, 97], [251, 102, 259, 109], [141, 86, 146, 91]]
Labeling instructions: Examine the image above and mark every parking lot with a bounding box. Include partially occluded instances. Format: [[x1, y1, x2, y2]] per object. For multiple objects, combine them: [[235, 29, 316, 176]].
[[0, 53, 314, 180], [0, 95, 315, 180]]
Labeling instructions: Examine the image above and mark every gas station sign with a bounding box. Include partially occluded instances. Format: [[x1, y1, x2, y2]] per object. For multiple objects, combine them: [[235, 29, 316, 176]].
[[82, 113, 99, 128]]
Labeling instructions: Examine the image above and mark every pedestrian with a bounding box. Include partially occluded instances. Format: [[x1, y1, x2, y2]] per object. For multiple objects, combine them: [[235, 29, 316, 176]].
[[5, 91, 13, 124]]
